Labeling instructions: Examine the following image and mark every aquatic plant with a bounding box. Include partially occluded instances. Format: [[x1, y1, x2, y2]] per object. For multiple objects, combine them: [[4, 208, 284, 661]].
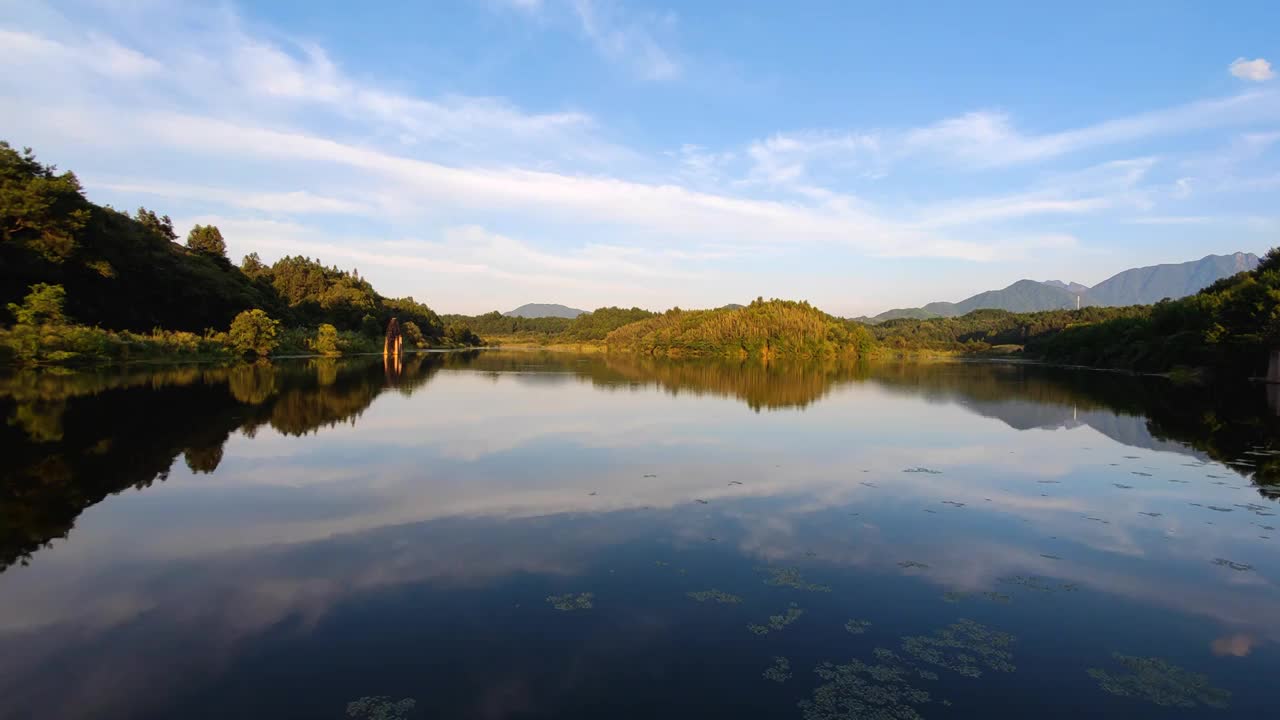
[[1138, 512, 1162, 517], [799, 658, 933, 720], [748, 603, 805, 635], [942, 591, 967, 603], [902, 467, 942, 474], [687, 589, 742, 604], [761, 566, 832, 592], [980, 591, 1012, 603], [899, 619, 1016, 677], [845, 619, 872, 634], [941, 500, 965, 507], [763, 656, 792, 683], [346, 696, 416, 720], [1113, 483, 1134, 489], [546, 592, 594, 611], [897, 561, 929, 570], [1086, 654, 1231, 708], [1211, 558, 1253, 572]]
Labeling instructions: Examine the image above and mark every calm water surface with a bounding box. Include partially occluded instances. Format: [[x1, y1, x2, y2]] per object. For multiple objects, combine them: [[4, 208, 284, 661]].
[[2, 351, 1278, 719]]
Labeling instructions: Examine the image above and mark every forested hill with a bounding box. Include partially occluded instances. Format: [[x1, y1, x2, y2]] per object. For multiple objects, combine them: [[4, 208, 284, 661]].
[[0, 142, 444, 338], [604, 299, 875, 359]]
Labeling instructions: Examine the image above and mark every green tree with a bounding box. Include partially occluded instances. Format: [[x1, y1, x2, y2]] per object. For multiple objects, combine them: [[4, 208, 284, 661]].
[[315, 323, 340, 355], [360, 313, 381, 338], [241, 252, 268, 278], [6, 283, 67, 326], [135, 207, 176, 241], [0, 142, 89, 262], [402, 320, 425, 348], [228, 309, 280, 357], [186, 224, 227, 258]]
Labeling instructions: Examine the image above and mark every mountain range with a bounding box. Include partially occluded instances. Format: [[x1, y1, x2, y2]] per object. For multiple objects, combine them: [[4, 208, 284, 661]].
[[503, 303, 586, 318], [860, 252, 1259, 323]]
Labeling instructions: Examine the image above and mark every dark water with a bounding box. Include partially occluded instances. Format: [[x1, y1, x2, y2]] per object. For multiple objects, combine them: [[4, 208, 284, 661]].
[[2, 351, 1278, 720]]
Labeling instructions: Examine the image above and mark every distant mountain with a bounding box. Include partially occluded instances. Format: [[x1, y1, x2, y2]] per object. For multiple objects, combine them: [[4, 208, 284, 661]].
[[913, 279, 1084, 319], [1086, 252, 1259, 306], [503, 303, 585, 319], [861, 252, 1258, 323], [1042, 280, 1091, 295]]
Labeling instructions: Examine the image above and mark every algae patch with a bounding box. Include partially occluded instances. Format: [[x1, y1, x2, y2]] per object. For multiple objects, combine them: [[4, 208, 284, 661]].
[[546, 592, 594, 611], [1087, 654, 1231, 708]]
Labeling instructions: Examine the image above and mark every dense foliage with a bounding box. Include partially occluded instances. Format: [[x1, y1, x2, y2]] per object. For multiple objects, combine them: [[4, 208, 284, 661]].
[[604, 298, 874, 358], [871, 307, 1151, 353]]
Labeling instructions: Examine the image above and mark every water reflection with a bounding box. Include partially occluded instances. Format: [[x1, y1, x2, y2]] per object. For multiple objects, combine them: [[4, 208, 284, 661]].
[[0, 351, 1276, 719]]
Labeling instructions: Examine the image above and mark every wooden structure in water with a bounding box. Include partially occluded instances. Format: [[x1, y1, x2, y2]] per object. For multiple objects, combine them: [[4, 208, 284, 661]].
[[384, 317, 403, 359]]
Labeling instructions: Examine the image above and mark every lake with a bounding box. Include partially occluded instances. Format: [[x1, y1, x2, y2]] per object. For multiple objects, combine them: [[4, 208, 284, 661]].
[[1, 351, 1277, 719]]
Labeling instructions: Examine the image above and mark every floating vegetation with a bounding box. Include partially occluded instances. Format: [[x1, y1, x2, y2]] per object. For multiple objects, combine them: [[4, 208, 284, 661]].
[[1084, 516, 1110, 524], [942, 591, 968, 603], [748, 603, 805, 635], [1036, 480, 1061, 484], [845, 619, 873, 634], [1211, 558, 1253, 572], [1207, 506, 1233, 512], [763, 656, 792, 683], [922, 509, 938, 514], [1040, 554, 1062, 560], [804, 550, 818, 557], [654, 560, 670, 567], [694, 498, 710, 504], [706, 536, 719, 542], [642, 473, 658, 478], [900, 619, 1017, 677], [1123, 455, 1140, 459], [997, 575, 1077, 594], [897, 560, 930, 570], [1112, 483, 1134, 489], [860, 481, 878, 488], [1086, 654, 1231, 708], [761, 567, 832, 592], [1167, 478, 1190, 484], [1131, 471, 1153, 477], [1235, 502, 1269, 513], [903, 467, 942, 474], [728, 480, 743, 486], [941, 500, 966, 507], [799, 658, 933, 720], [687, 589, 742, 604], [587, 491, 597, 496], [346, 696, 416, 720], [1138, 512, 1163, 517], [546, 592, 594, 611]]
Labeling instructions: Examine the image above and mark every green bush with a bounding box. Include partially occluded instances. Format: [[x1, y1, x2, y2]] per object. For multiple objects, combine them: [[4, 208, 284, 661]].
[[228, 309, 280, 357]]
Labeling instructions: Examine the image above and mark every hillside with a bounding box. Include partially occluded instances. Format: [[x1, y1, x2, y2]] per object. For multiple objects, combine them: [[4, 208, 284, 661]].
[[862, 253, 1258, 323], [504, 303, 585, 318], [1, 141, 451, 359], [604, 299, 874, 358]]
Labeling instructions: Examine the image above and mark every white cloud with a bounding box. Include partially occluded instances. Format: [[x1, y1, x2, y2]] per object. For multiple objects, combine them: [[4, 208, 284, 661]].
[[1230, 57, 1274, 82]]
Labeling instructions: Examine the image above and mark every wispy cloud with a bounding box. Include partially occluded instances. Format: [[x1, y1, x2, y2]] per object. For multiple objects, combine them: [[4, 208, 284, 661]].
[[570, 0, 680, 80]]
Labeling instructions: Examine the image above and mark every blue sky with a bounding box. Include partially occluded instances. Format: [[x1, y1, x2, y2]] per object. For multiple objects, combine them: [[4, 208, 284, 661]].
[[1, 0, 1277, 315]]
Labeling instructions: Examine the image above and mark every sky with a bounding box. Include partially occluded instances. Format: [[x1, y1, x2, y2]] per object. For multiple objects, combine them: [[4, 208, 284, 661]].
[[0, 0, 1277, 316]]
